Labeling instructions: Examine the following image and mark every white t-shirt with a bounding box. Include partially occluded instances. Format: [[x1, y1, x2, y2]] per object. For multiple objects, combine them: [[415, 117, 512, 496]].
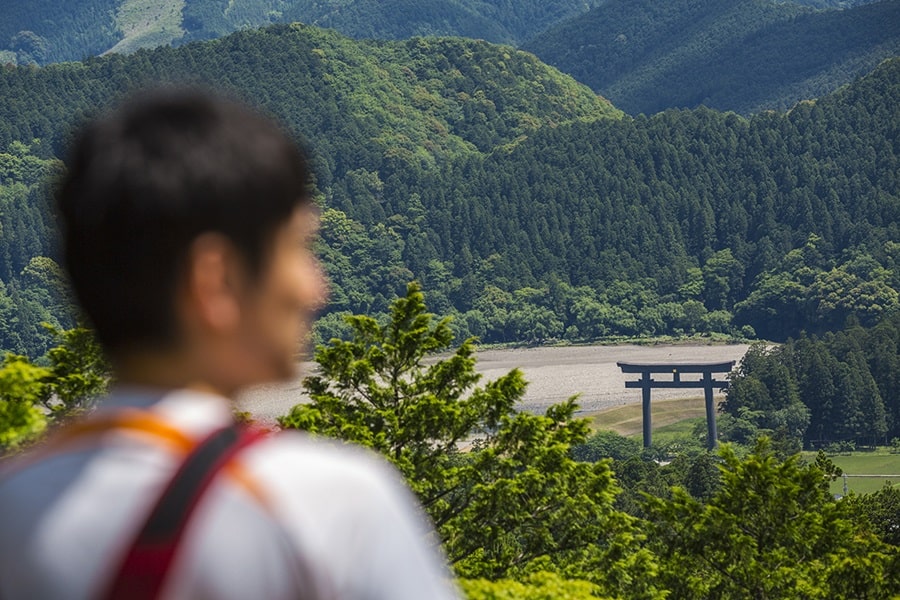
[[0, 387, 461, 600]]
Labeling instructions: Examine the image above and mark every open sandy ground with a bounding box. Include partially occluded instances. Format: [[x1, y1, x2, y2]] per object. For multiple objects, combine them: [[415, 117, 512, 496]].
[[236, 343, 751, 424]]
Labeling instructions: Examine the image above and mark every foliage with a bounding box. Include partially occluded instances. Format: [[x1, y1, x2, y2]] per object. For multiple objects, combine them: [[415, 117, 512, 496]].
[[281, 282, 525, 503], [280, 283, 661, 597], [459, 571, 603, 600], [0, 140, 76, 357], [571, 429, 642, 462], [723, 312, 900, 448], [595, 449, 724, 519], [845, 484, 900, 546], [643, 438, 900, 598], [0, 354, 49, 449], [719, 342, 810, 454], [0, 326, 108, 453], [524, 0, 900, 115], [40, 325, 109, 416]]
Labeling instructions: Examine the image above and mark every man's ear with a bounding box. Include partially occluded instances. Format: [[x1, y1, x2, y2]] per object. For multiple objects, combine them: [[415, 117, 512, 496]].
[[181, 233, 244, 334]]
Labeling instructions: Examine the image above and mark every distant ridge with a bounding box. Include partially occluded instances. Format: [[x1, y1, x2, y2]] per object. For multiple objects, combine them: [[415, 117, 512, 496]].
[[523, 0, 900, 114], [0, 0, 603, 65]]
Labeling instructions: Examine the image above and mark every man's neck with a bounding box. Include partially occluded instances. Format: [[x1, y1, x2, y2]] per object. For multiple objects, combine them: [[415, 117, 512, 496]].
[[112, 349, 236, 399]]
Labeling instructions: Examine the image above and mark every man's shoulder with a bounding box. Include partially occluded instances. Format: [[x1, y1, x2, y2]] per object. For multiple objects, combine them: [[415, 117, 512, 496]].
[[242, 430, 408, 501]]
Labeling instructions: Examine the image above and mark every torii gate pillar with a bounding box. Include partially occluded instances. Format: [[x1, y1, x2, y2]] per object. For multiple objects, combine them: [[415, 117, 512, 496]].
[[618, 361, 735, 450]]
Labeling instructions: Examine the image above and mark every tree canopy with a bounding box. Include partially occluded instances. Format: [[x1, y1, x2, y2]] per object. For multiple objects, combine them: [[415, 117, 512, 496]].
[[280, 285, 900, 597], [280, 283, 660, 595]]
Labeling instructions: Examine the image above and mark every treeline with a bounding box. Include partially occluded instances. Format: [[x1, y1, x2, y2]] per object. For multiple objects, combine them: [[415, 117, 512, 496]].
[[0, 26, 898, 355], [524, 0, 900, 115], [722, 311, 900, 448]]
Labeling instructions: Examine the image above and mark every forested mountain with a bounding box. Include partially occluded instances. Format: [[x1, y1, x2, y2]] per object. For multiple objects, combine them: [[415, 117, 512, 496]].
[[523, 0, 900, 115], [239, 0, 604, 46], [406, 58, 900, 344], [0, 24, 898, 357], [3, 0, 894, 120], [0, 24, 618, 355], [0, 0, 603, 65]]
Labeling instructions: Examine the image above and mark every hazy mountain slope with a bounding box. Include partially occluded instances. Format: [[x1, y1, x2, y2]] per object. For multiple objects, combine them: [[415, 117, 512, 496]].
[[523, 0, 900, 114], [107, 0, 186, 54], [791, 0, 879, 6], [278, 0, 605, 44], [0, 0, 603, 65], [0, 0, 121, 64]]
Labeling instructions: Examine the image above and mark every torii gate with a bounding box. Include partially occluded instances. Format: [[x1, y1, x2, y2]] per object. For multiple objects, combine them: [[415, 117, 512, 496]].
[[617, 361, 735, 450]]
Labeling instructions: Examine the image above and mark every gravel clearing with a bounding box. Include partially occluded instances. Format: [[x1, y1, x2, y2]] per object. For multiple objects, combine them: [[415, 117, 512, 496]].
[[236, 343, 751, 424]]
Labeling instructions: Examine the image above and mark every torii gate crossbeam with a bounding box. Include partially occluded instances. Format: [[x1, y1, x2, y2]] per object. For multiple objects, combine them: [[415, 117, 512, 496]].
[[617, 361, 735, 450]]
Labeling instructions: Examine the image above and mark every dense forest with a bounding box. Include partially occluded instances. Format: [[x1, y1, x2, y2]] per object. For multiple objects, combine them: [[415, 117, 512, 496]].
[[0, 24, 898, 356], [0, 24, 618, 355], [409, 59, 900, 345], [524, 0, 900, 114], [722, 312, 900, 447]]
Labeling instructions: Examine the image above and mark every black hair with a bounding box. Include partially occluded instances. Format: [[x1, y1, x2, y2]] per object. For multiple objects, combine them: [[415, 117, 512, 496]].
[[57, 87, 312, 354]]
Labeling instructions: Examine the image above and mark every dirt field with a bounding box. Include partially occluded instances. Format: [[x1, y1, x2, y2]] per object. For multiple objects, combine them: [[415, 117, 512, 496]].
[[236, 343, 751, 423]]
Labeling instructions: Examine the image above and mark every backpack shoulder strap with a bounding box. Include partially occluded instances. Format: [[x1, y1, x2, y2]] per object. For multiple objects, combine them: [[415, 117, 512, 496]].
[[102, 423, 268, 600]]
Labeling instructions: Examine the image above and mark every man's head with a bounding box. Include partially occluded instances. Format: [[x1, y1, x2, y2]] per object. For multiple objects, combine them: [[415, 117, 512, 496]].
[[58, 88, 326, 389]]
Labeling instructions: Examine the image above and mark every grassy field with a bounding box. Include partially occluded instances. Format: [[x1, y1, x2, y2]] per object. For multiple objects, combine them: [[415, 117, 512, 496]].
[[802, 450, 900, 496], [587, 398, 900, 495], [586, 395, 711, 438]]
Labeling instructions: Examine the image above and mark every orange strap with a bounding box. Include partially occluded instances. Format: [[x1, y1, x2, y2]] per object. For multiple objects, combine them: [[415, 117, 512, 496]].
[[31, 409, 271, 508], [49, 409, 195, 451]]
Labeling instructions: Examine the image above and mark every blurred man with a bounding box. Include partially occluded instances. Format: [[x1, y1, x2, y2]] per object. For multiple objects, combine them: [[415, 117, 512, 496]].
[[0, 89, 459, 600]]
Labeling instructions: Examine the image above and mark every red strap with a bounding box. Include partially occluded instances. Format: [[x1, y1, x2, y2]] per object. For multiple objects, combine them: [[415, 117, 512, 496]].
[[103, 424, 268, 600]]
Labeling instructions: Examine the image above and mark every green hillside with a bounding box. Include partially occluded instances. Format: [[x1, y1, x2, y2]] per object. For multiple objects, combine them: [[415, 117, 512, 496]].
[[409, 59, 900, 343], [276, 0, 605, 45], [0, 25, 898, 359], [524, 0, 900, 115], [0, 0, 603, 65], [0, 24, 618, 355]]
